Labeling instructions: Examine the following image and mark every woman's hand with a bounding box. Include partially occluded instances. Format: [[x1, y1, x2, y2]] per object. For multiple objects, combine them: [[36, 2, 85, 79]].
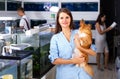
[[71, 56, 85, 64], [77, 45, 96, 56], [96, 22, 112, 34], [107, 26, 112, 31], [74, 34, 96, 56], [87, 48, 96, 56], [52, 57, 85, 65]]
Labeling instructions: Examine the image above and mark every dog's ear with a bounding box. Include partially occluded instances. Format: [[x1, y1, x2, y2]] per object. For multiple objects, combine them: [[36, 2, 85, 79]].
[[80, 19, 85, 24], [80, 19, 85, 28], [87, 24, 92, 30]]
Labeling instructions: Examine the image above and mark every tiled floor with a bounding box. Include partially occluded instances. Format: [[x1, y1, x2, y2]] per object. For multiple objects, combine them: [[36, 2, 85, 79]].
[[92, 64, 117, 79]]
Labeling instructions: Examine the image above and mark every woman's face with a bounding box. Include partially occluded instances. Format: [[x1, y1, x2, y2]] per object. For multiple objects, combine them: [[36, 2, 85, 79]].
[[58, 12, 71, 28], [101, 15, 106, 22]]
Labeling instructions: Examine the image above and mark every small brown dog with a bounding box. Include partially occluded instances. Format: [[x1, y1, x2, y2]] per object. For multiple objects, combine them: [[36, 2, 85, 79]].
[[73, 19, 94, 77]]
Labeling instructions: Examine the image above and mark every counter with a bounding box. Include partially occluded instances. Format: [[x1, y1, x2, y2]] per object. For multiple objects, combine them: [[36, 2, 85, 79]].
[[0, 50, 33, 79], [0, 22, 55, 78], [0, 50, 32, 60]]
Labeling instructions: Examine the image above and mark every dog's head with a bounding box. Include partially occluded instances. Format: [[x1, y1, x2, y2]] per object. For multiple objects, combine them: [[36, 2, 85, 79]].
[[78, 19, 92, 48]]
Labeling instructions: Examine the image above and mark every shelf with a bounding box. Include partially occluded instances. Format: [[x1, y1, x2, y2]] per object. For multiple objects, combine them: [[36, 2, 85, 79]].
[[0, 50, 32, 60]]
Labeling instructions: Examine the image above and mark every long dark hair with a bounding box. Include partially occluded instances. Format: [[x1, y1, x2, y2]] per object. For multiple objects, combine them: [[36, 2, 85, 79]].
[[96, 13, 106, 25], [55, 8, 75, 34]]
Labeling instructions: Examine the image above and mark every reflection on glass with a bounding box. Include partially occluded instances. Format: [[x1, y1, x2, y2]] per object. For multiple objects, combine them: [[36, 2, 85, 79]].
[[7, 1, 21, 11], [0, 1, 5, 11], [0, 21, 5, 33], [0, 59, 17, 79], [15, 23, 54, 78], [0, 20, 16, 34], [39, 27, 54, 77], [62, 2, 98, 11], [24, 2, 58, 11]]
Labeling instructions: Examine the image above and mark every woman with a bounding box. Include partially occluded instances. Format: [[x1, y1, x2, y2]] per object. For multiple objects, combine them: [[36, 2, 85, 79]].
[[49, 8, 96, 79], [95, 13, 114, 70]]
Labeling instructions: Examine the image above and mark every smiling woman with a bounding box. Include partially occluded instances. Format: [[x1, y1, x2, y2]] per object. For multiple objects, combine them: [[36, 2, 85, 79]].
[[49, 8, 81, 79], [49, 8, 96, 79], [55, 8, 75, 34]]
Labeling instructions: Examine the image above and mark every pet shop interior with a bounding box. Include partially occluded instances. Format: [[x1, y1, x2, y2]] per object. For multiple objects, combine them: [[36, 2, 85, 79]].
[[0, 0, 120, 79]]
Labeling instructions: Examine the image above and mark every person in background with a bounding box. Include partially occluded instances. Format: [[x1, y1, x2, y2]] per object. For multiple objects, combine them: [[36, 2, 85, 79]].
[[95, 13, 115, 71], [49, 8, 96, 79], [17, 7, 31, 31]]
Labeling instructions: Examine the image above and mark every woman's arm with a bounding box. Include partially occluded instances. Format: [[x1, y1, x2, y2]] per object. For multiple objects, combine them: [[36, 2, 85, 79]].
[[95, 23, 112, 35], [49, 35, 85, 65], [74, 34, 96, 56], [52, 57, 85, 65]]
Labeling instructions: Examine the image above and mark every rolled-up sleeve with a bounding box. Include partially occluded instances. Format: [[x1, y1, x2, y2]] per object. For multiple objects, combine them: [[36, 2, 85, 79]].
[[49, 35, 59, 63]]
